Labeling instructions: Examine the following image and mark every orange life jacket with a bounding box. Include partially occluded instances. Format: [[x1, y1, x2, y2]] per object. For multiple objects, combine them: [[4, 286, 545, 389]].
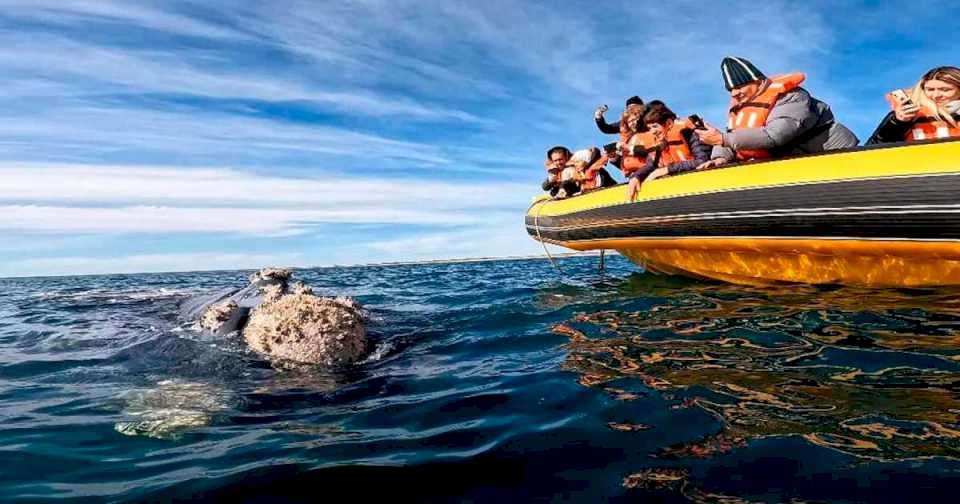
[[885, 90, 960, 141], [655, 119, 695, 167], [578, 155, 609, 191], [907, 115, 960, 141], [621, 132, 653, 175], [727, 73, 806, 160]]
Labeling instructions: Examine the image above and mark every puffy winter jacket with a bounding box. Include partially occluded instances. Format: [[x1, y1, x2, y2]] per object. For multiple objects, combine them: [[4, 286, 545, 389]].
[[712, 87, 859, 161]]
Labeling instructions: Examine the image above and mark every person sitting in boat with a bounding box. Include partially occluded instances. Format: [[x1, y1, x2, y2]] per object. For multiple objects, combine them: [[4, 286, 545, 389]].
[[594, 96, 645, 135], [542, 146, 615, 198], [867, 66, 960, 144], [616, 104, 654, 177], [695, 56, 858, 169], [626, 102, 712, 200], [585, 102, 663, 183], [597, 100, 646, 175], [542, 146, 578, 198]]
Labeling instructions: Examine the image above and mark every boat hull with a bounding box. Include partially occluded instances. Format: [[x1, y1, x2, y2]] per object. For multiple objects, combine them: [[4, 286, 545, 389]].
[[526, 140, 960, 287]]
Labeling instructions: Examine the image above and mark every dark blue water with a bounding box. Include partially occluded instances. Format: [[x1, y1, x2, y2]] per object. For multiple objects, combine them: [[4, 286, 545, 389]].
[[3, 256, 960, 503]]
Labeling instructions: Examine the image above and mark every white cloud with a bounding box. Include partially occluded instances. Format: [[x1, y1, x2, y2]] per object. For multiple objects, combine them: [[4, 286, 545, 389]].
[[364, 219, 551, 263], [222, 1, 833, 105], [0, 0, 249, 41], [0, 162, 529, 206], [1, 205, 510, 235], [0, 163, 531, 235], [0, 104, 452, 165], [0, 31, 485, 123]]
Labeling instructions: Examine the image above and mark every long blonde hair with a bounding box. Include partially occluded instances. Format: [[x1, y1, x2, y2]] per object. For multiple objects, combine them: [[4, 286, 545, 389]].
[[908, 66, 960, 127]]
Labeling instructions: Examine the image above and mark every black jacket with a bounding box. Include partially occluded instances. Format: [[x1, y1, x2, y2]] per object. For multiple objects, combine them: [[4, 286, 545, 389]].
[[866, 112, 911, 145], [595, 116, 620, 135], [867, 110, 960, 145]]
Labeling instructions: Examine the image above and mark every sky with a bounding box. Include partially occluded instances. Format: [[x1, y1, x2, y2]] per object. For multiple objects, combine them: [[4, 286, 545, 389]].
[[0, 0, 956, 277]]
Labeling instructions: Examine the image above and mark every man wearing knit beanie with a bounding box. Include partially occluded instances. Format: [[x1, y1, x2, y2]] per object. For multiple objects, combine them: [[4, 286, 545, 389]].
[[721, 57, 767, 91], [696, 56, 858, 167]]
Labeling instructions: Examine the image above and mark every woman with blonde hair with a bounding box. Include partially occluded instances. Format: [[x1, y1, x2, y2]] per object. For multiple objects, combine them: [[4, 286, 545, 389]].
[[868, 66, 960, 144]]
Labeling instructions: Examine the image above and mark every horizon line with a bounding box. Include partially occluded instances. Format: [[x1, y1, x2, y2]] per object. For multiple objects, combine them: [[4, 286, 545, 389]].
[[0, 250, 617, 281]]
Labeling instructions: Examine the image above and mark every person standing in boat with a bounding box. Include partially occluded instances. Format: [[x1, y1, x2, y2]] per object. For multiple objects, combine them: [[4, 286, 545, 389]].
[[695, 56, 858, 169], [626, 102, 712, 200], [867, 66, 960, 144]]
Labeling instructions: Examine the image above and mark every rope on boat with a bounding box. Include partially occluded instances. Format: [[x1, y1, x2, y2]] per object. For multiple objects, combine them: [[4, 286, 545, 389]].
[[533, 200, 562, 275]]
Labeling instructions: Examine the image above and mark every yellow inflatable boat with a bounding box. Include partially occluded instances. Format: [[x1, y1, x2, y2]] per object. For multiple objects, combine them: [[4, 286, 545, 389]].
[[526, 139, 960, 287]]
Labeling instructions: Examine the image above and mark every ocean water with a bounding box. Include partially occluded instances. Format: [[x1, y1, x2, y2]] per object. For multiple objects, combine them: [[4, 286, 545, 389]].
[[2, 255, 960, 503]]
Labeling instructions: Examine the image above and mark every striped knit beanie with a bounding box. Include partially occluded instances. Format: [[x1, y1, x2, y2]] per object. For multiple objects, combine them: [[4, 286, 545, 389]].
[[721, 56, 766, 91]]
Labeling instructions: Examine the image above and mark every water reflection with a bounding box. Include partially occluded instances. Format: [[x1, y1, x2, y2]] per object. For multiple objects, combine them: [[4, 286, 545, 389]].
[[557, 281, 960, 463]]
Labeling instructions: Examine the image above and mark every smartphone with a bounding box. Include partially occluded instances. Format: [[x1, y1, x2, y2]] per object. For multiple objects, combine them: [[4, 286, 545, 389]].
[[890, 89, 913, 106], [688, 114, 706, 130]]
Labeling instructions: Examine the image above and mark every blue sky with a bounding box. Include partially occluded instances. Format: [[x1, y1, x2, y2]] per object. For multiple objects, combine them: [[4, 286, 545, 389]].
[[0, 0, 955, 277]]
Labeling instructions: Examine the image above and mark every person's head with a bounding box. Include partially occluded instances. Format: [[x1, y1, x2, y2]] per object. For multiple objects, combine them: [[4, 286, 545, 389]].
[[643, 102, 677, 142], [909, 66, 960, 126], [621, 104, 646, 134], [920, 67, 960, 104], [625, 95, 644, 108], [546, 146, 572, 171], [721, 56, 767, 107]]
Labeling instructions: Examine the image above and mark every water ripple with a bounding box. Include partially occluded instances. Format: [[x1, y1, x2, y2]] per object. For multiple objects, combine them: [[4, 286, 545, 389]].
[[3, 258, 960, 501]]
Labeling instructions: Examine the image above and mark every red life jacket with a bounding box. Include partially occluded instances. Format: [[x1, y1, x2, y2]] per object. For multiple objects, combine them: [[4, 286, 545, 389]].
[[727, 73, 806, 160]]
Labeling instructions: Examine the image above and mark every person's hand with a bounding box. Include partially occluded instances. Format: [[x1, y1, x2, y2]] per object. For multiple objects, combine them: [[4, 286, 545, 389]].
[[696, 123, 724, 146], [697, 158, 727, 171], [645, 167, 668, 183], [595, 104, 609, 120], [894, 100, 920, 122], [626, 177, 641, 201]]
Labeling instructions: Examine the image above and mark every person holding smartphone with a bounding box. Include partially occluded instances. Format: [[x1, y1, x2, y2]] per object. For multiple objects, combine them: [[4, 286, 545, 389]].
[[695, 56, 858, 169], [626, 103, 712, 201], [866, 66, 960, 144]]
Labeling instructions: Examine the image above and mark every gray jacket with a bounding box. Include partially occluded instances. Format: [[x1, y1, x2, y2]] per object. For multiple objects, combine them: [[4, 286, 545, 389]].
[[712, 87, 859, 161]]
